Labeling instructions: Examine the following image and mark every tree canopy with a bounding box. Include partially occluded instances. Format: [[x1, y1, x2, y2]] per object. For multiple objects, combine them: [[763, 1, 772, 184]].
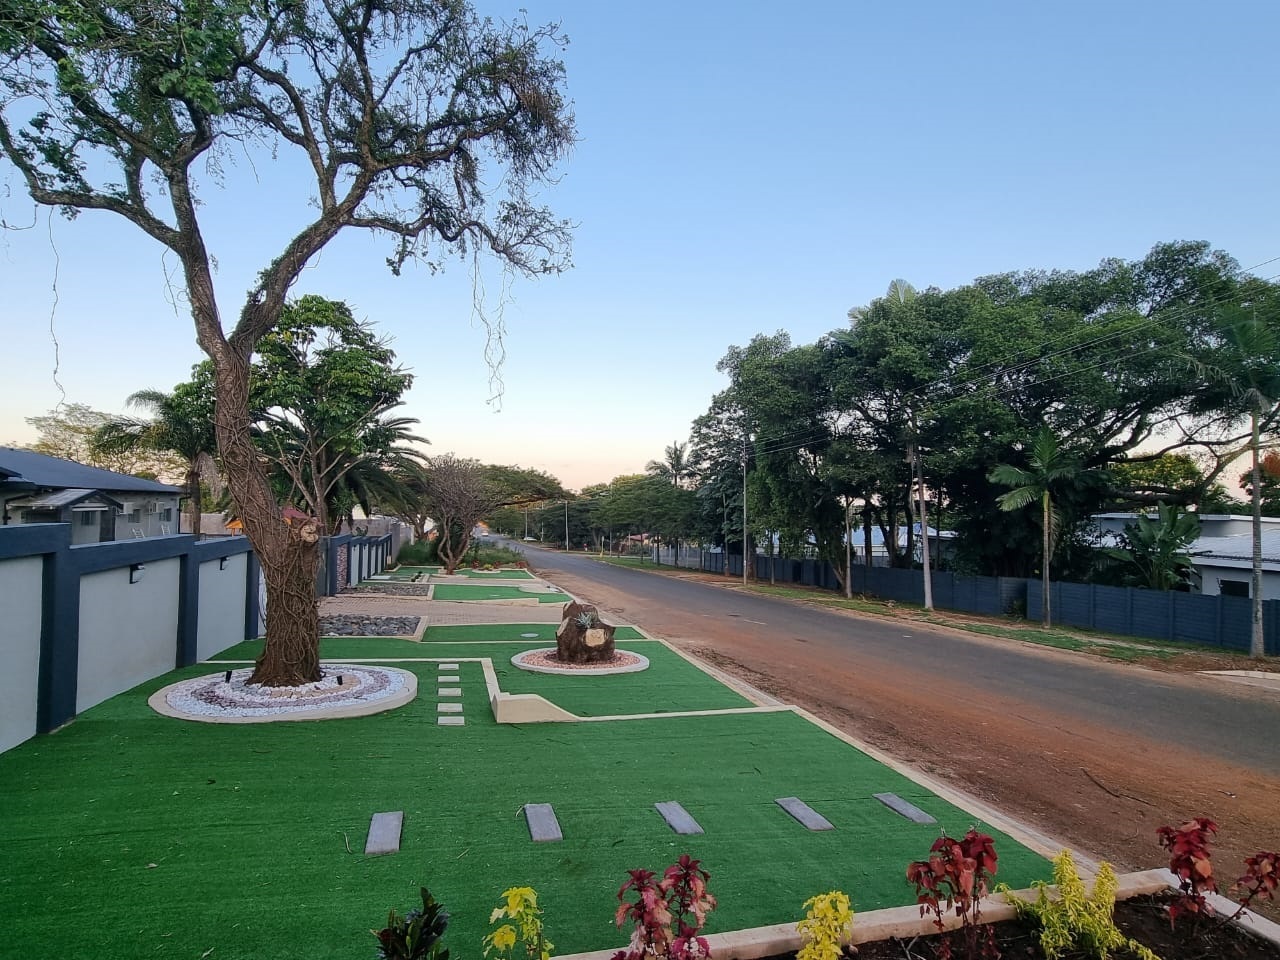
[[0, 0, 576, 685]]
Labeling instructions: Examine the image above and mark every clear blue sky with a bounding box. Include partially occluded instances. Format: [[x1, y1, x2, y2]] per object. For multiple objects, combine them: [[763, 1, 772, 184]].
[[3, 1, 1278, 489]]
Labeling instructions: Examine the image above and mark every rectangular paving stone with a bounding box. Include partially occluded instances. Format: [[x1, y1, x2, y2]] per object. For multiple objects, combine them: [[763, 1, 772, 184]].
[[436, 702, 463, 713], [364, 811, 404, 856], [437, 716, 465, 726], [523, 803, 562, 842], [437, 663, 460, 671], [437, 687, 463, 697], [873, 792, 937, 824], [654, 801, 703, 835], [776, 796, 835, 831]]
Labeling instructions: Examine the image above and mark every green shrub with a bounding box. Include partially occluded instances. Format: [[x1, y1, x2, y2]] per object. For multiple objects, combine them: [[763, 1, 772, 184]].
[[398, 540, 437, 565]]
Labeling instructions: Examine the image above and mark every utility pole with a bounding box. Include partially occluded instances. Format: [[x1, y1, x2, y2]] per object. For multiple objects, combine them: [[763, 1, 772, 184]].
[[844, 498, 853, 599], [909, 412, 934, 612], [524, 506, 529, 540], [742, 433, 749, 586], [563, 500, 569, 551]]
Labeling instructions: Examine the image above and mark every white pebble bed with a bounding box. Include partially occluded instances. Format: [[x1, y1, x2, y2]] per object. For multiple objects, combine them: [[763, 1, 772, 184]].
[[163, 665, 405, 718]]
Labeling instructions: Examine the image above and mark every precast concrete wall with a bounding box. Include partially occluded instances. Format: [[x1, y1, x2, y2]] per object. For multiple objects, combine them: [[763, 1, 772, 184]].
[[0, 556, 44, 753], [197, 553, 249, 660], [77, 558, 181, 713]]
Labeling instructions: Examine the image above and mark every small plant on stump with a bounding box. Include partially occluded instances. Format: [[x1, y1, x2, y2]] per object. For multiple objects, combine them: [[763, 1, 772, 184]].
[[1156, 817, 1218, 928], [612, 855, 717, 960], [906, 829, 1000, 960], [373, 887, 450, 960], [483, 886, 553, 960], [1001, 850, 1157, 960], [797, 890, 855, 960]]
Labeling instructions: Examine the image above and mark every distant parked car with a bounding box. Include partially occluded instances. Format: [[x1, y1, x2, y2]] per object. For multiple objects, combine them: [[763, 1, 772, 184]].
[[522, 536, 538, 542]]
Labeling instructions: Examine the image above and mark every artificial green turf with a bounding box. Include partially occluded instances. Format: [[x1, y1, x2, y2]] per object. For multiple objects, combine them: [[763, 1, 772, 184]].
[[436, 568, 535, 580], [431, 584, 567, 603], [421, 623, 647, 643], [0, 672, 1051, 960], [207, 637, 744, 718], [489, 641, 752, 717]]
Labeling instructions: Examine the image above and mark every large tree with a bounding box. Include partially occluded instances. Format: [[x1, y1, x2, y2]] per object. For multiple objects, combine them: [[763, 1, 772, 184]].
[[0, 0, 574, 685]]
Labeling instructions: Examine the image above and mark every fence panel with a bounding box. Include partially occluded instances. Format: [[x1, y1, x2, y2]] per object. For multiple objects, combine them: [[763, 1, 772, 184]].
[[0, 555, 44, 754]]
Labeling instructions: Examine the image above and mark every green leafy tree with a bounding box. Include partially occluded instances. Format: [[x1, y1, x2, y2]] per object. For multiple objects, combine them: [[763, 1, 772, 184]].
[[1189, 297, 1280, 657], [1104, 504, 1201, 590], [0, 1, 575, 685], [250, 296, 424, 535], [20, 403, 180, 478], [92, 368, 219, 537]]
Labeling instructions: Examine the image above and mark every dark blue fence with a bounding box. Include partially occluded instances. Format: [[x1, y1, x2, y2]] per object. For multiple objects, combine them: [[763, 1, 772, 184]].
[[1029, 579, 1279, 655], [702, 550, 1277, 654]]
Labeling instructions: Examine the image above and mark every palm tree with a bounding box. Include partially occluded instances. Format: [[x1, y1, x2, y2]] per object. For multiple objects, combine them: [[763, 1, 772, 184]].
[[257, 404, 428, 535], [92, 381, 218, 538], [646, 441, 693, 488], [989, 428, 1093, 628]]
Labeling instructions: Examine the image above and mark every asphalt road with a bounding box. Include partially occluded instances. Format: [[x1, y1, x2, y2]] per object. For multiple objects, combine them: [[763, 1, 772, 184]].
[[510, 540, 1280, 773]]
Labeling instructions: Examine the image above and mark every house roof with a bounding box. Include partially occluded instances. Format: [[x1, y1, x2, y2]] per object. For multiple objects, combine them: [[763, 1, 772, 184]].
[[0, 447, 181, 495], [8, 488, 123, 510], [1191, 531, 1280, 565]]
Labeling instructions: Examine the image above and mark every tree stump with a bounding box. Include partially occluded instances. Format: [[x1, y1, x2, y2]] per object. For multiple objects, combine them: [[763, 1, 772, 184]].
[[555, 601, 617, 663]]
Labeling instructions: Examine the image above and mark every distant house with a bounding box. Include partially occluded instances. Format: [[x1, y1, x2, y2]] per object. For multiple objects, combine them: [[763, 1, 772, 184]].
[[0, 447, 183, 544], [1092, 512, 1280, 541], [1190, 531, 1280, 601]]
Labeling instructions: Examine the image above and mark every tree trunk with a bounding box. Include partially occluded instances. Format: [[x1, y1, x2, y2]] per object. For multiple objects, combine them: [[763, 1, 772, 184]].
[[211, 348, 322, 686], [1250, 409, 1265, 658], [185, 465, 202, 539]]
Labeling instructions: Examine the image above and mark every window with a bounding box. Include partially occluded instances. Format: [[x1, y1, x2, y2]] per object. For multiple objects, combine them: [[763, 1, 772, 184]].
[[79, 512, 96, 526], [1219, 579, 1250, 598], [128, 510, 141, 523], [162, 508, 174, 523]]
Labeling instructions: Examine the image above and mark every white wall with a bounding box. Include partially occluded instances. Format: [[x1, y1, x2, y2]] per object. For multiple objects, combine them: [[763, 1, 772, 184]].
[[0, 557, 43, 753], [197, 553, 247, 660], [76, 558, 181, 713], [1193, 562, 1280, 601]]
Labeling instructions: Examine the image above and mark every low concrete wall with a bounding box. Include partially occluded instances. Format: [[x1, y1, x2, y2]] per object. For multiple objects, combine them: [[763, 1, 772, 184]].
[[77, 558, 182, 714], [0, 525, 258, 752], [198, 553, 249, 660], [0, 556, 43, 753]]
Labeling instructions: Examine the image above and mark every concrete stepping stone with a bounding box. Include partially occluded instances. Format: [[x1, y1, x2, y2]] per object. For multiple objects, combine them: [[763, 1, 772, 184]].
[[438, 663, 459, 671], [437, 716, 465, 726], [436, 702, 463, 713], [364, 811, 404, 856], [523, 803, 562, 842], [437, 687, 462, 697], [654, 801, 703, 835], [873, 792, 936, 824], [776, 796, 834, 831]]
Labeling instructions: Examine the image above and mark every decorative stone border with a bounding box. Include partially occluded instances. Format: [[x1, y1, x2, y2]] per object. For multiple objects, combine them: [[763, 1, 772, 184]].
[[511, 648, 650, 676], [149, 665, 418, 724]]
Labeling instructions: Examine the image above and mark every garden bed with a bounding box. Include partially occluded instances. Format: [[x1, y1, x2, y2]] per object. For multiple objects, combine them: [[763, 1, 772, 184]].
[[776, 896, 1277, 959]]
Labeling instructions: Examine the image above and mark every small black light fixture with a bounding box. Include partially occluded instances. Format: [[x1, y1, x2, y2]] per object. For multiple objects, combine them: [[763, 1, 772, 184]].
[[224, 670, 233, 683], [218, 556, 229, 570], [128, 563, 145, 584], [337, 675, 344, 686]]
